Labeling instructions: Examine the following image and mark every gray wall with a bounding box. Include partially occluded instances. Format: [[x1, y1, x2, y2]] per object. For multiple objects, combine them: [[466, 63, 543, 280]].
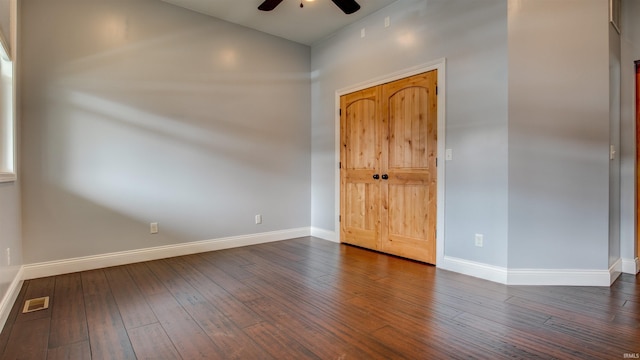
[[20, 0, 311, 263], [311, 0, 509, 266], [311, 0, 628, 272], [0, 0, 21, 303], [609, 21, 621, 268], [0, 181, 20, 299], [0, 0, 9, 46], [620, 0, 640, 263], [16, 0, 638, 274], [508, 0, 611, 269]]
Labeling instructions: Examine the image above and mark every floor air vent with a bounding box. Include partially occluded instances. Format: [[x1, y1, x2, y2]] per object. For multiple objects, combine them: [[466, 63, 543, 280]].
[[22, 296, 49, 313]]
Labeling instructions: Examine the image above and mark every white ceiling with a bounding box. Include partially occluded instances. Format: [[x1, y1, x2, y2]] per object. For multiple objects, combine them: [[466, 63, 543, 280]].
[[161, 0, 398, 45]]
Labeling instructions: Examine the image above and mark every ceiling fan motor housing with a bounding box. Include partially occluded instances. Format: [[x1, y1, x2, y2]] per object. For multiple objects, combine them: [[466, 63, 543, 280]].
[[258, 0, 361, 14]]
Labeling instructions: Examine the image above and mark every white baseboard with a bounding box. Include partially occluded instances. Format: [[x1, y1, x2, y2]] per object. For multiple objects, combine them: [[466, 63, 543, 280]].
[[19, 227, 635, 287], [439, 256, 624, 286], [0, 266, 23, 332], [622, 257, 640, 274], [508, 259, 621, 286], [22, 227, 310, 280], [609, 258, 623, 285], [439, 256, 508, 284], [310, 227, 339, 243], [508, 269, 614, 286]]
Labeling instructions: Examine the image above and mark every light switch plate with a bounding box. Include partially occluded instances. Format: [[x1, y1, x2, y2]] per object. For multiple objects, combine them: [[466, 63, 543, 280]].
[[610, 145, 616, 160]]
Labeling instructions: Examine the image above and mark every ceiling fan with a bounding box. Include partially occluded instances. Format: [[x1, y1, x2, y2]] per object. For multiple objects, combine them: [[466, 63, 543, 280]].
[[258, 0, 361, 14]]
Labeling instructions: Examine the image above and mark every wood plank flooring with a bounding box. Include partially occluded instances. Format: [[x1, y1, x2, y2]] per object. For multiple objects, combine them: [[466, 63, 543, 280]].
[[0, 237, 638, 359]]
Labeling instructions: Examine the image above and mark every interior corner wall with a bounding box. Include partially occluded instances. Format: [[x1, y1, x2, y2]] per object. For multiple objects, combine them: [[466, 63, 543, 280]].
[[0, 0, 22, 304], [311, 0, 509, 267], [609, 20, 622, 268], [0, 0, 9, 42], [507, 0, 611, 270], [20, 0, 311, 263], [0, 182, 20, 303], [620, 0, 640, 264]]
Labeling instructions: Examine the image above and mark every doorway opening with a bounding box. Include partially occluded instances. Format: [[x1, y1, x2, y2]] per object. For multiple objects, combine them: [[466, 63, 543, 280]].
[[339, 71, 438, 264], [334, 59, 446, 265]]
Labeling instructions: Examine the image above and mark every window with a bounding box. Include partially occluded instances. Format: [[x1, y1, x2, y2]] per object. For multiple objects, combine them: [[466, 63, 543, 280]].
[[0, 30, 15, 182]]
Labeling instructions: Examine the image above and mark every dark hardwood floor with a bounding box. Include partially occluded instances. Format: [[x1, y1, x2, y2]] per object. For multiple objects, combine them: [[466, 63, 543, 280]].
[[0, 237, 638, 359]]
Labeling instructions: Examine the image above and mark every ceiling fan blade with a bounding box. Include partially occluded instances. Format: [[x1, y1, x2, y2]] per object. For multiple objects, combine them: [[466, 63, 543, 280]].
[[258, 0, 284, 11], [331, 0, 361, 14]]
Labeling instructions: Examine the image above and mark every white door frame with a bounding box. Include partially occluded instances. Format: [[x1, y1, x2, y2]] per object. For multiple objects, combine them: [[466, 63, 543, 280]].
[[334, 58, 447, 265]]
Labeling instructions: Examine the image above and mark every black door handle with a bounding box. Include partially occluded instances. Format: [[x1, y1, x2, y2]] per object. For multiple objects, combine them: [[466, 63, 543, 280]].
[[373, 174, 380, 180], [381, 174, 389, 180]]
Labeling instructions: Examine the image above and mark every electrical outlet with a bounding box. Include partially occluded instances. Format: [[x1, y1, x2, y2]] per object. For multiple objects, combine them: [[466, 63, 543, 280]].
[[384, 16, 390, 28], [361, 28, 365, 38], [255, 214, 262, 224], [150, 222, 159, 234], [475, 234, 483, 247], [5, 248, 9, 266]]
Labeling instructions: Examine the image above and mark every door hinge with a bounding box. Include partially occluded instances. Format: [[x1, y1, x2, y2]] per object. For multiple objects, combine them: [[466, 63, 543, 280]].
[[339, 109, 342, 116], [339, 215, 341, 222], [436, 158, 438, 167], [436, 86, 439, 95], [339, 162, 342, 169]]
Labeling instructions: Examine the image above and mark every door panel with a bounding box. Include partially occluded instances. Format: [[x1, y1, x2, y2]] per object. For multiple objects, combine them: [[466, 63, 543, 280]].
[[345, 99, 377, 169], [388, 87, 430, 170], [344, 182, 377, 230], [340, 87, 381, 250], [388, 184, 430, 239], [381, 71, 437, 264]]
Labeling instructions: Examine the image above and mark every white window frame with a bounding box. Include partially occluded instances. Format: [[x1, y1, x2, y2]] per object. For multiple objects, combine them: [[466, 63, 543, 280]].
[[0, 29, 15, 183]]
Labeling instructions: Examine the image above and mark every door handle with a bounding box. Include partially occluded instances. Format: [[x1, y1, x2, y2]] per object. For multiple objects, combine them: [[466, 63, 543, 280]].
[[373, 174, 380, 180], [381, 174, 389, 180]]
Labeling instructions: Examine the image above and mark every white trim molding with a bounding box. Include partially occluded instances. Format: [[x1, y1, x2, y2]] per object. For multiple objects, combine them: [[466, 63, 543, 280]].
[[0, 266, 23, 332], [508, 263, 620, 287], [22, 228, 310, 280], [439, 256, 508, 284], [0, 172, 16, 183], [509, 258, 622, 286], [609, 258, 623, 284], [310, 227, 339, 243], [622, 257, 640, 274], [440, 256, 624, 286]]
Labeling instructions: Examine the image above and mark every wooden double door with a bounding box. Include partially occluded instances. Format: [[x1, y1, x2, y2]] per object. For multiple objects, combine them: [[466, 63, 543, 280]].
[[340, 70, 438, 264]]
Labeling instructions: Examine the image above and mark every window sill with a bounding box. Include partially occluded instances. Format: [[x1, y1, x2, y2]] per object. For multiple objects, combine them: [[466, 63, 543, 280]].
[[0, 172, 16, 183]]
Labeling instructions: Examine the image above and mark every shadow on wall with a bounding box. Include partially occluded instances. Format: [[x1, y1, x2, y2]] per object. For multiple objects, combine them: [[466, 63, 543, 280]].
[[21, 0, 311, 263]]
